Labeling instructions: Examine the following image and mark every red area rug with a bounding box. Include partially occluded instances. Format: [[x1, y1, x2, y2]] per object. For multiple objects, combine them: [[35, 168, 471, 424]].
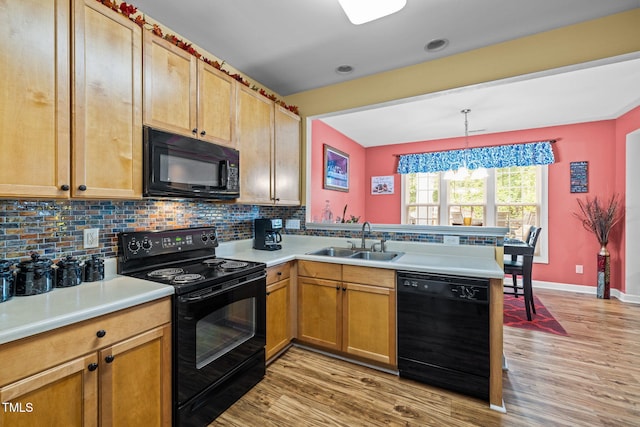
[[503, 294, 568, 336]]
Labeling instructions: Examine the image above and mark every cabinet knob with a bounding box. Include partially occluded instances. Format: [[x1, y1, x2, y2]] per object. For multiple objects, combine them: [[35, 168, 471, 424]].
[[266, 291, 271, 296], [342, 287, 346, 292], [88, 363, 98, 372], [277, 271, 282, 276], [96, 329, 106, 338], [200, 130, 206, 136], [192, 128, 198, 134], [78, 185, 87, 191], [105, 355, 115, 364], [336, 286, 340, 290], [60, 184, 70, 191]]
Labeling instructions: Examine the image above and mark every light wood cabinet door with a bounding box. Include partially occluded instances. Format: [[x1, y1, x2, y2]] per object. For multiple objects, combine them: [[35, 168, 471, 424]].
[[143, 32, 197, 136], [0, 354, 98, 427], [273, 106, 301, 205], [297, 277, 342, 351], [0, 0, 71, 198], [266, 278, 291, 360], [100, 324, 172, 427], [73, 0, 142, 199], [236, 85, 274, 204], [197, 62, 236, 147], [343, 283, 397, 365]]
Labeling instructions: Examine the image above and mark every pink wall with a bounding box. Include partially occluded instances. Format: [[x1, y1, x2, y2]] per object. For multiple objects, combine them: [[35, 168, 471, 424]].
[[313, 107, 640, 292], [311, 120, 366, 223]]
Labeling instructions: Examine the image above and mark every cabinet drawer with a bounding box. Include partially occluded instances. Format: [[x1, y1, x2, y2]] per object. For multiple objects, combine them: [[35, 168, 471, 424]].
[[267, 262, 291, 285], [297, 261, 341, 281], [0, 297, 171, 386], [343, 265, 395, 289]]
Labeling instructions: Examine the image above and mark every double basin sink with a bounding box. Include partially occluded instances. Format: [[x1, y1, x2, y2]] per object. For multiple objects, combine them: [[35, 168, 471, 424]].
[[306, 246, 404, 262]]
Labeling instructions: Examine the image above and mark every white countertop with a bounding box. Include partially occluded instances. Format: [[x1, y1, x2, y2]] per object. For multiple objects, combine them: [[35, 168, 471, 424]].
[[217, 235, 505, 279], [0, 259, 174, 345], [1, 235, 503, 346]]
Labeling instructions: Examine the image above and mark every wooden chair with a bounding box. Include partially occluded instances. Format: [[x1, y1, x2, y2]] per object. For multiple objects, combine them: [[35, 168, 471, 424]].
[[504, 226, 542, 320]]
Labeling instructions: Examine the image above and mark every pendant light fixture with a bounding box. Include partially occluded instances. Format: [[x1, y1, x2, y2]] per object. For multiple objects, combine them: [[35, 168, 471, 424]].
[[338, 0, 407, 25], [444, 109, 488, 180]]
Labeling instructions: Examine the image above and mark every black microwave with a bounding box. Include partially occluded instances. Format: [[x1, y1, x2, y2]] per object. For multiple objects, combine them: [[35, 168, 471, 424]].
[[143, 126, 240, 200]]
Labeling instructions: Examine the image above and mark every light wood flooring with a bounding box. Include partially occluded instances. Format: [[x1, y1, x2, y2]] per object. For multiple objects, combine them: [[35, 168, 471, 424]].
[[212, 289, 640, 426]]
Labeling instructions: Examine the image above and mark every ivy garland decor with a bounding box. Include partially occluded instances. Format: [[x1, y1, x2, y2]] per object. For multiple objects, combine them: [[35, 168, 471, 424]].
[[96, 0, 299, 115]]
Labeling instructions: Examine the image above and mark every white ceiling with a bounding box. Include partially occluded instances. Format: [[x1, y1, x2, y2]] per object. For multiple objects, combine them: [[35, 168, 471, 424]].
[[320, 55, 640, 146], [130, 0, 640, 146]]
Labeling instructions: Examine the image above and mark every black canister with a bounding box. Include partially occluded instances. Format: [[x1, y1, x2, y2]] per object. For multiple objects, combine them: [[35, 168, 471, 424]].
[[15, 253, 53, 296], [55, 255, 83, 288], [0, 260, 15, 303], [83, 255, 105, 282]]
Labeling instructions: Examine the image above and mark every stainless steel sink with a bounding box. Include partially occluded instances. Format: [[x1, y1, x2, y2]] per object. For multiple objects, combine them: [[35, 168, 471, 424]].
[[306, 247, 358, 257], [306, 247, 404, 262], [349, 251, 403, 261]]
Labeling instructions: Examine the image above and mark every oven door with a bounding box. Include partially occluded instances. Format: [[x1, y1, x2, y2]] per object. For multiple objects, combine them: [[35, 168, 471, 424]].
[[143, 126, 240, 199], [174, 273, 266, 404]]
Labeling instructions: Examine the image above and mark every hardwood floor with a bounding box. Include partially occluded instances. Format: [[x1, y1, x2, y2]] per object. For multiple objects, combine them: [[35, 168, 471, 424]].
[[212, 290, 640, 426]]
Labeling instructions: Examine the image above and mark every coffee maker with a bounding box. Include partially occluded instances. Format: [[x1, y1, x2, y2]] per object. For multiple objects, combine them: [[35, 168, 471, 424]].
[[253, 218, 283, 251]]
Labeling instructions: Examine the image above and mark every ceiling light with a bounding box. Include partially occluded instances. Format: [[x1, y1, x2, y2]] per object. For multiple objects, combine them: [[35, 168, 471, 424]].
[[338, 0, 407, 25], [335, 65, 354, 74], [424, 38, 449, 53], [444, 109, 488, 180]]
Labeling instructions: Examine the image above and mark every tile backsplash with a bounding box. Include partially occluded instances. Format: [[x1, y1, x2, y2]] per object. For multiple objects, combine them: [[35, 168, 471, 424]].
[[0, 199, 497, 263], [0, 199, 304, 262]]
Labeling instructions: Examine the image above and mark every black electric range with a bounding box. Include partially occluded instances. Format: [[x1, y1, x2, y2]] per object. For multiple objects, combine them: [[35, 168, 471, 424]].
[[117, 227, 267, 426]]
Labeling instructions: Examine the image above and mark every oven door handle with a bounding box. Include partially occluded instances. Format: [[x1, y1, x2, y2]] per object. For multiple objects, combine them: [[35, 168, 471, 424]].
[[178, 273, 267, 303]]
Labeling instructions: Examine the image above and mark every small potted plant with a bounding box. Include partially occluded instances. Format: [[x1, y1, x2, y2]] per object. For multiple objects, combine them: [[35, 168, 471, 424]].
[[573, 194, 623, 298]]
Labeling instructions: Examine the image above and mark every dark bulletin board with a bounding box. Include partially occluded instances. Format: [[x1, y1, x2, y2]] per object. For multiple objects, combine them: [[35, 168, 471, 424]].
[[570, 161, 588, 193]]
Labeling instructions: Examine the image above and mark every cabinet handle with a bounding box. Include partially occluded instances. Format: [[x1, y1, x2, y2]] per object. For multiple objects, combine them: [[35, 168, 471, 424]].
[[60, 184, 70, 191], [96, 329, 106, 338], [78, 185, 87, 191], [200, 130, 206, 136], [88, 363, 98, 372], [192, 128, 198, 134], [105, 355, 115, 364]]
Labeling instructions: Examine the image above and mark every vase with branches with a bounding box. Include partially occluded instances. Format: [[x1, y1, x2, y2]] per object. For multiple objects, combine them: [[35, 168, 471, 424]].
[[573, 194, 623, 298]]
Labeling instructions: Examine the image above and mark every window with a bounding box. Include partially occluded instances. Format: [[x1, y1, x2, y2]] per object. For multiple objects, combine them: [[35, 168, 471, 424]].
[[403, 173, 439, 225], [402, 165, 548, 261]]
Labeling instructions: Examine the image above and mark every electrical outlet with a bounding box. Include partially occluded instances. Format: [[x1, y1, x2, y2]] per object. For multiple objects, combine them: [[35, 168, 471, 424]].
[[286, 219, 301, 230], [84, 228, 100, 249], [443, 235, 460, 245], [576, 265, 583, 274]]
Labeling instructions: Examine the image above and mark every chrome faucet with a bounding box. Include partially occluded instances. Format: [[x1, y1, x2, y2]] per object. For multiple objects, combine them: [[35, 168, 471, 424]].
[[361, 221, 371, 249]]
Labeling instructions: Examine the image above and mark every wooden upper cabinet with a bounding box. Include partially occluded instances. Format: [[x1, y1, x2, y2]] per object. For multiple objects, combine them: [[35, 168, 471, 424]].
[[73, 0, 142, 199], [236, 85, 274, 205], [143, 31, 198, 137], [273, 106, 301, 205], [197, 62, 237, 147], [0, 0, 71, 198]]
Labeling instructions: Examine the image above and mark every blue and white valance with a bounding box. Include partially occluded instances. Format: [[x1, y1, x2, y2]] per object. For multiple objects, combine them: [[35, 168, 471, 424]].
[[396, 141, 555, 174]]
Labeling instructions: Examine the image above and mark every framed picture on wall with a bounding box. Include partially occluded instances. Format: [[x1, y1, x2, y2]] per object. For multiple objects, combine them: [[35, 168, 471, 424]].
[[324, 144, 349, 192], [371, 175, 394, 194]]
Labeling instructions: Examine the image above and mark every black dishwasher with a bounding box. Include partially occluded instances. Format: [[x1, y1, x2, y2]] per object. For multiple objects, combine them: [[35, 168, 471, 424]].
[[397, 271, 490, 400]]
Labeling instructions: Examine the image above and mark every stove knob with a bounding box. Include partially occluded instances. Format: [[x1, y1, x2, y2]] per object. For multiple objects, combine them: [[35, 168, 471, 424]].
[[142, 239, 152, 250], [201, 234, 208, 242], [127, 240, 140, 253]]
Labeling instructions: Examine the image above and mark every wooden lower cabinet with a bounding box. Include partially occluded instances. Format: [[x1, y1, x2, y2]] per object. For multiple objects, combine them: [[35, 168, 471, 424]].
[[0, 298, 171, 427], [266, 263, 293, 361], [297, 261, 397, 367]]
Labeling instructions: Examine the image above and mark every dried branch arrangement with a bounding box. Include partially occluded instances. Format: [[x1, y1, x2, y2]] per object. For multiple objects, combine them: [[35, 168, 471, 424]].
[[573, 194, 623, 245]]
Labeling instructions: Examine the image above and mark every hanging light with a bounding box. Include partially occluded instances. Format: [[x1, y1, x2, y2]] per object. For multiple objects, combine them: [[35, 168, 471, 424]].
[[338, 0, 407, 25], [444, 109, 487, 180]]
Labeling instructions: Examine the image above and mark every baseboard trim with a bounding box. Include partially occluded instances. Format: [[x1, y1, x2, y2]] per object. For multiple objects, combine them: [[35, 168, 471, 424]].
[[503, 278, 640, 304]]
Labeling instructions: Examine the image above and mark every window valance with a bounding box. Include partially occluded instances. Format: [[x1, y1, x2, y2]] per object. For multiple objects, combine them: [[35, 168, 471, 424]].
[[396, 141, 555, 174]]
